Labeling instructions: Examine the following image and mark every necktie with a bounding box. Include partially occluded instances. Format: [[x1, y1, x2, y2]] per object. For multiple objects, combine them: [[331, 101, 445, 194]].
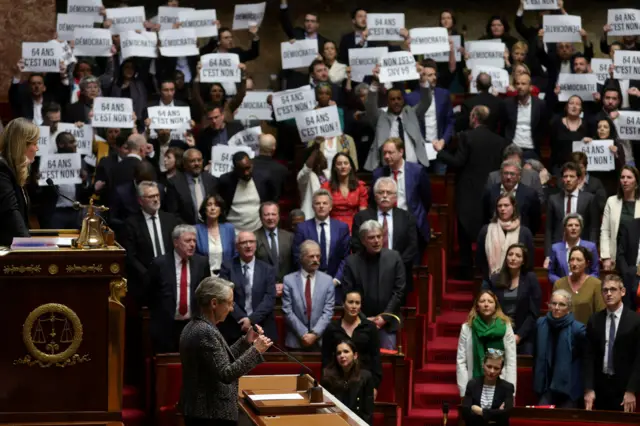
[[150, 216, 163, 257], [243, 264, 253, 315], [269, 231, 279, 274], [607, 313, 616, 374], [179, 259, 188, 316], [193, 177, 204, 220], [305, 274, 313, 322], [566, 193, 572, 215], [382, 212, 389, 248], [396, 117, 405, 144], [319, 222, 327, 271], [392, 170, 399, 182]]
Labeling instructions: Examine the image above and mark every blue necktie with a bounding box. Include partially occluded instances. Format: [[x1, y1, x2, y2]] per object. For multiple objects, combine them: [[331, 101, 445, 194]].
[[319, 222, 327, 271], [243, 264, 252, 315], [607, 313, 616, 374]]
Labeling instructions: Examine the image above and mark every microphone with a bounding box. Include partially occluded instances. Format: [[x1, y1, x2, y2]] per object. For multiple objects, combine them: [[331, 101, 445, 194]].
[[46, 178, 81, 210]]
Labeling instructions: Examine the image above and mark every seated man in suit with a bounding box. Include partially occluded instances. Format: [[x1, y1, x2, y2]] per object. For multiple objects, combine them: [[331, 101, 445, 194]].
[[165, 148, 218, 224], [293, 189, 351, 304], [584, 274, 640, 412], [146, 224, 210, 353], [616, 219, 640, 310], [255, 201, 294, 298], [282, 240, 335, 351], [343, 220, 405, 349], [483, 160, 541, 234], [545, 162, 599, 257], [353, 177, 417, 296], [486, 144, 544, 205], [252, 134, 288, 201], [219, 231, 277, 343]]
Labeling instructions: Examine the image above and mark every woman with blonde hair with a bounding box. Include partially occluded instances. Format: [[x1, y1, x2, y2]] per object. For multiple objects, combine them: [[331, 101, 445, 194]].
[[456, 290, 517, 398], [0, 118, 39, 245]]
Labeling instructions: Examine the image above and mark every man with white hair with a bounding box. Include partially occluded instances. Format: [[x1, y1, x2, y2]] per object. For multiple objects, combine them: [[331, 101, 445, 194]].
[[253, 134, 288, 200], [343, 220, 406, 349], [147, 224, 211, 353]]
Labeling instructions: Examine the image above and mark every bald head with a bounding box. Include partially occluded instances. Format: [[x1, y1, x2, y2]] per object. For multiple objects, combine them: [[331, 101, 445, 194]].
[[470, 105, 490, 127], [476, 72, 492, 92], [258, 134, 277, 156], [125, 134, 147, 155]]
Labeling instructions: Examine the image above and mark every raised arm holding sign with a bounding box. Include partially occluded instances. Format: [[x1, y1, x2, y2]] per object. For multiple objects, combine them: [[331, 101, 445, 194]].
[[232, 2, 266, 30], [348, 47, 388, 83], [178, 9, 218, 38], [524, 0, 558, 11], [294, 105, 343, 142], [92, 97, 134, 129], [378, 51, 419, 83], [465, 41, 506, 69], [56, 14, 94, 41], [22, 42, 62, 73], [157, 6, 195, 30], [615, 111, 640, 141], [67, 0, 103, 23], [367, 13, 405, 42], [409, 28, 449, 56], [271, 86, 316, 122], [148, 106, 192, 130], [607, 9, 640, 37], [281, 39, 319, 70], [120, 31, 158, 60], [159, 28, 199, 57], [613, 50, 640, 80], [543, 15, 582, 43], [235, 91, 272, 120], [200, 53, 241, 83], [106, 7, 146, 34], [73, 28, 113, 57]]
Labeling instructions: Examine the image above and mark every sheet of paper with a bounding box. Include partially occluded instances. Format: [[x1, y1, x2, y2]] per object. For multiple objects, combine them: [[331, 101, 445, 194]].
[[248, 393, 304, 401]]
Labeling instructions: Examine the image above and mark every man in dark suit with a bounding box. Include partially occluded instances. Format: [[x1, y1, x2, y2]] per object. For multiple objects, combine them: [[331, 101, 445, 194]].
[[196, 104, 245, 165], [584, 274, 640, 412], [110, 134, 147, 190], [353, 177, 417, 294], [218, 231, 277, 344], [285, 59, 344, 106], [569, 151, 607, 213], [338, 8, 385, 64], [486, 144, 544, 204], [252, 134, 288, 201], [456, 72, 505, 133], [435, 106, 508, 279], [483, 160, 541, 234], [279, 0, 328, 51], [165, 148, 218, 225], [293, 188, 351, 303], [545, 162, 599, 256], [111, 160, 160, 232], [616, 219, 640, 310], [141, 80, 190, 132], [343, 220, 405, 349], [219, 151, 278, 232], [255, 202, 294, 297], [94, 134, 130, 207], [9, 61, 66, 123], [147, 224, 210, 353]]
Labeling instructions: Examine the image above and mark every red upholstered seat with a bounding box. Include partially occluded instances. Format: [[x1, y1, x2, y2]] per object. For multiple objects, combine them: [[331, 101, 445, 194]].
[[534, 247, 546, 268], [431, 181, 447, 205], [516, 367, 537, 407]]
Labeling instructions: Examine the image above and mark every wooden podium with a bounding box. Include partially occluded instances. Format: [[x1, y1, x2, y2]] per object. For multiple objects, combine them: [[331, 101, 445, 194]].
[[0, 241, 126, 426]]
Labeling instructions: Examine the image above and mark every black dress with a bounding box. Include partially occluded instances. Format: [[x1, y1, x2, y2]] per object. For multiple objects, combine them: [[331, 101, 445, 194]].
[[321, 369, 375, 425], [0, 157, 29, 246], [549, 116, 590, 173]]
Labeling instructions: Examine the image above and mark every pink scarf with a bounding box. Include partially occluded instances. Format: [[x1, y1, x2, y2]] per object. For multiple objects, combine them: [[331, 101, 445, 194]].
[[485, 219, 521, 275]]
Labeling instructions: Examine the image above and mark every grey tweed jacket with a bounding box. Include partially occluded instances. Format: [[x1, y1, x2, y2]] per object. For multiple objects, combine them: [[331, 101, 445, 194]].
[[179, 315, 263, 421]]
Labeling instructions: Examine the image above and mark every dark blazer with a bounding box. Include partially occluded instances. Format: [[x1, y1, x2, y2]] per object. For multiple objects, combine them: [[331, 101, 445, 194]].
[[502, 96, 547, 155], [456, 92, 505, 133], [438, 126, 507, 238], [179, 316, 263, 422], [371, 162, 432, 242], [338, 32, 385, 64], [486, 168, 545, 205], [165, 171, 218, 225], [293, 218, 351, 282], [616, 219, 640, 308], [483, 183, 541, 234], [320, 369, 375, 425], [218, 173, 278, 217], [195, 222, 236, 268], [279, 6, 328, 51], [0, 158, 29, 246], [8, 79, 65, 121], [461, 377, 514, 426], [63, 100, 92, 124], [545, 191, 599, 255], [147, 252, 210, 353], [584, 307, 640, 399], [140, 98, 190, 133], [254, 226, 294, 283], [110, 156, 142, 190], [476, 225, 534, 281], [252, 156, 289, 201], [111, 181, 166, 229], [557, 174, 607, 214], [196, 121, 245, 165], [343, 249, 406, 332], [403, 87, 456, 144], [94, 151, 120, 205], [218, 257, 277, 342]]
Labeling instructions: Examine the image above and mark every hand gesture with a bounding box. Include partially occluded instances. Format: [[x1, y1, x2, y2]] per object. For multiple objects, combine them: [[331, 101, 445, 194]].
[[14, 59, 25, 78], [247, 323, 263, 342], [593, 92, 601, 102], [253, 335, 272, 353], [144, 118, 151, 128], [75, 121, 84, 128], [399, 28, 409, 40], [238, 317, 251, 332], [59, 60, 67, 74], [603, 259, 613, 271], [215, 20, 221, 29], [185, 133, 195, 147], [432, 140, 445, 152], [554, 84, 561, 95], [266, 94, 273, 105], [543, 257, 550, 269], [579, 29, 588, 40], [603, 24, 611, 33], [249, 25, 259, 37], [95, 180, 106, 192], [609, 145, 618, 155], [100, 6, 107, 17], [275, 283, 284, 297], [289, 38, 297, 44], [584, 390, 595, 411], [622, 392, 636, 413], [238, 63, 247, 73], [103, 19, 113, 29], [538, 29, 545, 39], [629, 87, 640, 98], [372, 64, 380, 81], [610, 111, 620, 120], [582, 137, 592, 143]]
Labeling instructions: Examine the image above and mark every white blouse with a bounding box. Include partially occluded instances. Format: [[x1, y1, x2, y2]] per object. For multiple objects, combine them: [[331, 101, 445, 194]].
[[208, 233, 223, 273]]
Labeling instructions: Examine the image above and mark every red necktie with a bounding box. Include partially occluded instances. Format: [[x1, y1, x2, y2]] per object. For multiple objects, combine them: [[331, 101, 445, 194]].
[[392, 170, 399, 182], [179, 259, 188, 316], [566, 194, 572, 215], [305, 275, 312, 321], [382, 213, 389, 248]]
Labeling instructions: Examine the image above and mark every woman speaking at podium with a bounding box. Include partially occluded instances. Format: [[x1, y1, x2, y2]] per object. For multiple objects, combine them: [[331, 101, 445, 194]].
[[0, 118, 39, 246], [179, 277, 273, 426]]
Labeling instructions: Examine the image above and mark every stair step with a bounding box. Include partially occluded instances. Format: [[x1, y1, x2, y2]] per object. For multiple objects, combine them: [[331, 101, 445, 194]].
[[442, 293, 474, 311], [446, 278, 476, 293], [434, 311, 466, 338], [122, 408, 146, 426], [426, 337, 458, 363], [404, 408, 459, 426], [413, 383, 461, 409], [414, 363, 457, 383]]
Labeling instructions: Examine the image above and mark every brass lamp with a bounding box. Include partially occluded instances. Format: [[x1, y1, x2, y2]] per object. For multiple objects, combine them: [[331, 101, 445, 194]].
[[73, 200, 110, 249]]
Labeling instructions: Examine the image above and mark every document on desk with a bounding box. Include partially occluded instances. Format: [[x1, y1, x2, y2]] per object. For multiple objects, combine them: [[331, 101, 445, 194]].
[[249, 393, 304, 401]]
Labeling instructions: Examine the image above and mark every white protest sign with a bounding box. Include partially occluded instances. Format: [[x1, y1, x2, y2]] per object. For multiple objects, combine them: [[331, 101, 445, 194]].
[[235, 91, 273, 120], [200, 53, 241, 83], [157, 6, 195, 30], [470, 66, 509, 94], [92, 97, 134, 129], [465, 41, 506, 69], [147, 106, 192, 130], [106, 7, 146, 34], [543, 15, 582, 43], [348, 47, 388, 82], [67, 0, 103, 23], [591, 58, 612, 84], [572, 140, 615, 171], [232, 2, 266, 30], [271, 85, 316, 122], [557, 73, 598, 101], [367, 13, 405, 42], [74, 28, 113, 57], [36, 126, 50, 157], [424, 142, 438, 160], [608, 9, 640, 36], [51, 123, 93, 155], [210, 145, 255, 177], [427, 35, 461, 63], [56, 13, 94, 41], [378, 51, 419, 83], [281, 39, 319, 70], [616, 111, 640, 141], [613, 50, 640, 80], [179, 9, 218, 38], [159, 28, 199, 57], [38, 154, 83, 186], [228, 126, 262, 154], [120, 31, 158, 59], [524, 0, 558, 11], [409, 28, 449, 56], [294, 105, 343, 142], [22, 42, 62, 73]]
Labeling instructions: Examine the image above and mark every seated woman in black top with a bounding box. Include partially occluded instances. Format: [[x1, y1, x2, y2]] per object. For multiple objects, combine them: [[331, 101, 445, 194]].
[[321, 340, 375, 425], [461, 349, 514, 426], [321, 290, 382, 392]]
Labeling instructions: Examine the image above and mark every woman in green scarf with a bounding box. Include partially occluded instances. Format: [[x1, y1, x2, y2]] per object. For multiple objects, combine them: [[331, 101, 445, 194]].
[[456, 290, 517, 397]]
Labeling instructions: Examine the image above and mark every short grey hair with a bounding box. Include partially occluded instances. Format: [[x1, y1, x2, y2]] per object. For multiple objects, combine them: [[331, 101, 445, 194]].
[[80, 75, 100, 92], [299, 240, 320, 259], [563, 212, 584, 229], [373, 177, 397, 194], [235, 230, 256, 244], [551, 289, 573, 310], [355, 83, 369, 95], [525, 158, 545, 173], [196, 276, 234, 308], [136, 180, 158, 197], [502, 144, 524, 162], [290, 209, 305, 220], [500, 159, 522, 172], [358, 220, 383, 239], [183, 147, 202, 160], [312, 188, 333, 204], [172, 224, 196, 240]]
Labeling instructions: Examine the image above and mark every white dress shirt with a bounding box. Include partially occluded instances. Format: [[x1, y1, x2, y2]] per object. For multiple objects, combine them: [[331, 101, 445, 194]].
[[32, 98, 43, 125], [143, 210, 166, 257], [315, 217, 331, 260], [513, 99, 534, 150], [378, 209, 394, 250], [424, 100, 438, 143], [394, 160, 407, 210], [174, 251, 191, 320], [564, 189, 580, 215], [603, 304, 623, 374], [241, 257, 256, 316], [390, 115, 418, 163]]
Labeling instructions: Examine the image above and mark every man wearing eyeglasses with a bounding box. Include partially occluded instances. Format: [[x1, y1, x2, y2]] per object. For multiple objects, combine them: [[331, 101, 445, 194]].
[[584, 274, 640, 412]]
